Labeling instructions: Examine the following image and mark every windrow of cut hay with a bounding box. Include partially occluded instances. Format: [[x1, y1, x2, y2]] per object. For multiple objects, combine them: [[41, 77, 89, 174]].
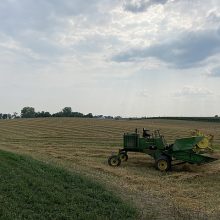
[[0, 118, 219, 219]]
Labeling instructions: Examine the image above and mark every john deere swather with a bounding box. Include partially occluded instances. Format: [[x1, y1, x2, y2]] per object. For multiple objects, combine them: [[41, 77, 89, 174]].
[[108, 129, 217, 171]]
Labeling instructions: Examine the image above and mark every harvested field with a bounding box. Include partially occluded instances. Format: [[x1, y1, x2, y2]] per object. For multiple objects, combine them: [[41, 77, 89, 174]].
[[0, 118, 220, 219]]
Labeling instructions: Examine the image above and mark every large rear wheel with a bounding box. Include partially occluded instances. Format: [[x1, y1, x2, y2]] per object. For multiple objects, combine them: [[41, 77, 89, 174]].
[[156, 155, 171, 171]]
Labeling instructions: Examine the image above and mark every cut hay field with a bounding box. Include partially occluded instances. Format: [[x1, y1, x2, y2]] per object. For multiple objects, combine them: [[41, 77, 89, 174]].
[[0, 118, 220, 219]]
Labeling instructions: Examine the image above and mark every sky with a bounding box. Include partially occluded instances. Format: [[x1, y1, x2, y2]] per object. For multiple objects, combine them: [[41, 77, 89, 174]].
[[0, 0, 220, 117]]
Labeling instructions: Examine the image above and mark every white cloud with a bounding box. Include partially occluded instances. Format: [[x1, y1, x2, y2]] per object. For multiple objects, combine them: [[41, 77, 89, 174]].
[[205, 66, 220, 77], [112, 28, 220, 68], [137, 89, 149, 98], [0, 0, 220, 116], [174, 86, 213, 97], [123, 0, 169, 13]]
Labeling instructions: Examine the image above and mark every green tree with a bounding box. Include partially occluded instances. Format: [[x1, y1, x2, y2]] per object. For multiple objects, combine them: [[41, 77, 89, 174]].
[[12, 112, 19, 119], [85, 113, 93, 118], [21, 107, 36, 118], [72, 112, 84, 117], [35, 111, 51, 118], [2, 114, 7, 119], [62, 107, 72, 117]]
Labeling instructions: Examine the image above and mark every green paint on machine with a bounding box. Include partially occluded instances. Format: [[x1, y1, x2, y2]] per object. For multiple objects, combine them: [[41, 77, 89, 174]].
[[108, 129, 218, 171]]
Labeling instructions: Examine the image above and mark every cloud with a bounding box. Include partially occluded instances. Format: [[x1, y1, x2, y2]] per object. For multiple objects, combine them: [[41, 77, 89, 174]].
[[112, 28, 220, 68], [0, 0, 102, 33], [137, 89, 149, 98], [0, 0, 120, 62], [0, 0, 120, 36], [123, 0, 169, 13], [0, 0, 220, 117], [206, 66, 220, 77], [174, 86, 213, 97], [206, 10, 220, 24]]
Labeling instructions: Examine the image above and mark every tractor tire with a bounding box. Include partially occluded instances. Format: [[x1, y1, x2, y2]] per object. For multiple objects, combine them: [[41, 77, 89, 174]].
[[119, 152, 128, 162], [108, 155, 121, 167], [156, 155, 171, 171]]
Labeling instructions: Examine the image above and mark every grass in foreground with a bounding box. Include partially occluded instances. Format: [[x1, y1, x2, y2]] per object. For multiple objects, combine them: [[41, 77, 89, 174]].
[[0, 150, 137, 220]]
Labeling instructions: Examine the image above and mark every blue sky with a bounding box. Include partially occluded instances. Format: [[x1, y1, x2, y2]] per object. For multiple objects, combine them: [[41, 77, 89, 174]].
[[0, 0, 220, 117]]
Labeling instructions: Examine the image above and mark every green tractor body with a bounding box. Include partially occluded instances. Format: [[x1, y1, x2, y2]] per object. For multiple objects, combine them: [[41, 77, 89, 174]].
[[108, 129, 217, 171]]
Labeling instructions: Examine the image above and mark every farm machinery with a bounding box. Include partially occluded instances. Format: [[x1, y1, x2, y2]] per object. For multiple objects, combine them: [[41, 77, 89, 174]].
[[108, 129, 217, 171]]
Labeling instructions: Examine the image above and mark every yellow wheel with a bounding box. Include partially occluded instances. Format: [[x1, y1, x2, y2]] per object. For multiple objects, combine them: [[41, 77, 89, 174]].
[[156, 156, 171, 171]]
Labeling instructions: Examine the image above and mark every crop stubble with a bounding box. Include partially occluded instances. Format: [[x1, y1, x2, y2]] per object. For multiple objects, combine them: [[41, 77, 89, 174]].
[[0, 118, 220, 219]]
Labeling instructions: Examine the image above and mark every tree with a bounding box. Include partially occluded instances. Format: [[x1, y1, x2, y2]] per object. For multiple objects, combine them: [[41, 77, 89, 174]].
[[21, 107, 36, 118], [85, 113, 93, 118], [12, 112, 19, 119], [114, 116, 122, 120], [43, 111, 51, 117], [35, 111, 51, 118], [62, 107, 72, 117], [105, 116, 113, 119], [2, 114, 8, 119], [72, 112, 84, 117], [52, 112, 62, 117]]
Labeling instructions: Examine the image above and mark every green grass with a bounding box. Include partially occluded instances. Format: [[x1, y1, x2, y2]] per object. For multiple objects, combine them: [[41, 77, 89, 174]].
[[0, 150, 137, 220]]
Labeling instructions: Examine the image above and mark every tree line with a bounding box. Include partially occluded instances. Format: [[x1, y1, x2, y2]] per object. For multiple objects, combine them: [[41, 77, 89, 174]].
[[145, 116, 220, 123], [0, 113, 13, 120], [0, 107, 114, 119], [22, 107, 95, 118], [1, 107, 219, 122]]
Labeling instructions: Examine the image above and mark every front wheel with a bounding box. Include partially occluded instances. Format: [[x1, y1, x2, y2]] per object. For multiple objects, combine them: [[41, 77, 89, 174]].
[[156, 155, 171, 171], [108, 155, 121, 166], [119, 152, 128, 162]]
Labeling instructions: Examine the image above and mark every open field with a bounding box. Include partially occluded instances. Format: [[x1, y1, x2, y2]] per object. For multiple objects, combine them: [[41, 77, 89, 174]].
[[0, 118, 220, 219]]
